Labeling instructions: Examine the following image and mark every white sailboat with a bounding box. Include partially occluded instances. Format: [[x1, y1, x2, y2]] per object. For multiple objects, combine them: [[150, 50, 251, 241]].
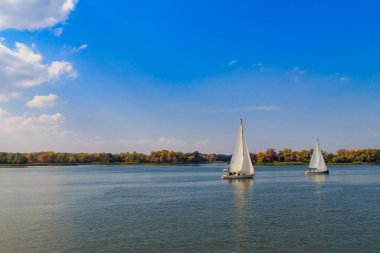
[[222, 119, 254, 179], [305, 140, 329, 174]]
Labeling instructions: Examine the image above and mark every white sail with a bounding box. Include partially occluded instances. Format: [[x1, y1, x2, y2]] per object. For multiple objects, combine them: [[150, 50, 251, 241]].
[[229, 120, 254, 175], [317, 152, 328, 172], [309, 140, 328, 172], [242, 143, 254, 175], [229, 121, 244, 172], [309, 141, 320, 169]]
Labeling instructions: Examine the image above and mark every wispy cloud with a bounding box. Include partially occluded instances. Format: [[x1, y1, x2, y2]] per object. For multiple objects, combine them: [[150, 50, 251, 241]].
[[71, 44, 88, 53], [213, 105, 279, 113], [291, 67, 306, 82], [249, 105, 279, 111], [228, 60, 237, 66], [0, 107, 8, 117], [253, 62, 264, 71], [54, 27, 64, 37], [0, 92, 20, 102], [334, 72, 350, 82], [339, 76, 349, 82], [194, 139, 210, 147]]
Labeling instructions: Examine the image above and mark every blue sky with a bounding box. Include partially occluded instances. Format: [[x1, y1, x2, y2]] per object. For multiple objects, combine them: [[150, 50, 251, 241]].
[[0, 0, 379, 153]]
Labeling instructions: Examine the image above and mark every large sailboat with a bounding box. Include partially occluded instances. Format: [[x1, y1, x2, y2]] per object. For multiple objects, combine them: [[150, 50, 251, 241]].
[[222, 119, 254, 179], [305, 140, 329, 175]]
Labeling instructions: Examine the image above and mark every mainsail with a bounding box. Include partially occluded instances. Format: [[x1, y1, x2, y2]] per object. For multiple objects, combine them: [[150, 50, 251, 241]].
[[309, 140, 328, 172], [229, 120, 254, 175]]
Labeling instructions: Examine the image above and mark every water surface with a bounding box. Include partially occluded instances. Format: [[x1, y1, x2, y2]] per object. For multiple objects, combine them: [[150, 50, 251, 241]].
[[0, 165, 379, 252]]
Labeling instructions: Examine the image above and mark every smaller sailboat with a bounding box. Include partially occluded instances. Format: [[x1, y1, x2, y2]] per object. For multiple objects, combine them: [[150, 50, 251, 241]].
[[305, 139, 329, 175], [222, 119, 254, 179]]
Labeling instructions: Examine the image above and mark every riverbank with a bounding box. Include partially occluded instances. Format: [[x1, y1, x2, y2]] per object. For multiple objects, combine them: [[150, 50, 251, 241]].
[[1, 161, 380, 167], [2, 149, 380, 165]]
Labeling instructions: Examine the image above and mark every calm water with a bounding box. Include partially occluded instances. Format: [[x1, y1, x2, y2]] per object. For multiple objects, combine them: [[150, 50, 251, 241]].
[[0, 165, 379, 253]]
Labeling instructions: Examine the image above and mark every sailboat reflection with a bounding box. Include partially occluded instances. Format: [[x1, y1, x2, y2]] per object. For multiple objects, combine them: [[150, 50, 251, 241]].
[[308, 174, 328, 221], [230, 179, 255, 208], [308, 174, 328, 196], [308, 174, 328, 186], [228, 179, 255, 249]]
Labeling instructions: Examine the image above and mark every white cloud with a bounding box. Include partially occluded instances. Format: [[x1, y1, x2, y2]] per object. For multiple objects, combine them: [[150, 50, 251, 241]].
[[71, 136, 187, 153], [0, 41, 76, 95], [4, 113, 64, 127], [38, 113, 65, 123], [0, 92, 20, 102], [228, 60, 237, 66], [71, 43, 88, 53], [334, 72, 349, 82], [292, 67, 306, 75], [253, 62, 264, 71], [48, 61, 77, 79], [0, 111, 69, 151], [0, 0, 78, 30], [0, 107, 8, 117], [1, 112, 64, 135], [291, 67, 306, 83], [250, 105, 279, 111], [54, 27, 64, 37], [27, 94, 59, 108]]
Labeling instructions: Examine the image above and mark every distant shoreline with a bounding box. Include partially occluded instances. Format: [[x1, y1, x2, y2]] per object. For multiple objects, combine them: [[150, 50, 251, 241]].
[[1, 149, 380, 166], [1, 161, 379, 167]]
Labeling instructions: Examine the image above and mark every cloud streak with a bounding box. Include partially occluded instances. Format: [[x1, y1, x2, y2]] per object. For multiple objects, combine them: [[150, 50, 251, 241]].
[[221, 105, 279, 112], [71, 44, 88, 53], [54, 27, 64, 37], [0, 107, 8, 117], [228, 60, 237, 66]]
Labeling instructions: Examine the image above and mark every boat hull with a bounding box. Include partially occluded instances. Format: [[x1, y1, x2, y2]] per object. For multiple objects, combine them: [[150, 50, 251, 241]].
[[221, 174, 254, 179], [305, 170, 329, 175]]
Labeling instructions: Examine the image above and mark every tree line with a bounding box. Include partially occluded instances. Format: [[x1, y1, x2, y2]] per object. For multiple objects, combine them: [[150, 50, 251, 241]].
[[0, 151, 229, 164], [252, 148, 380, 164], [0, 148, 380, 165]]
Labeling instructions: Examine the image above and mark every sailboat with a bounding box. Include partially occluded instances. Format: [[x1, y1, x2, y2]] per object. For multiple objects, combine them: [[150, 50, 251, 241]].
[[305, 140, 329, 175], [222, 119, 254, 179]]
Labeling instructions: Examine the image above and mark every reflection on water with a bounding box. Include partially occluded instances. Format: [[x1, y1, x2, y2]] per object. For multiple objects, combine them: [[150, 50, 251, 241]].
[[230, 179, 255, 207], [307, 175, 328, 224], [229, 179, 255, 251], [308, 174, 328, 185], [308, 174, 328, 197]]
